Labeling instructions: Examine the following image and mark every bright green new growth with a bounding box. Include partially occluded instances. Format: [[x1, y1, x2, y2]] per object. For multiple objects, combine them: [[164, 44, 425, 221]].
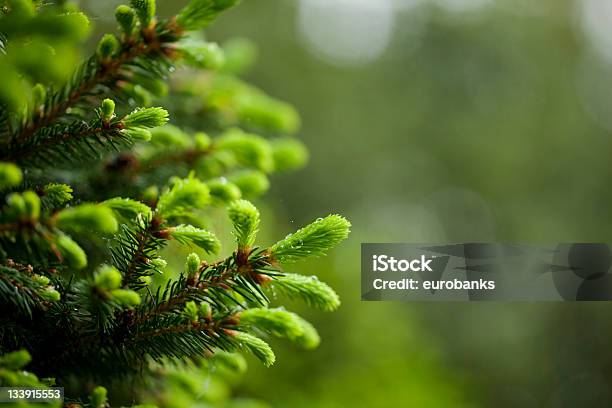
[[185, 253, 200, 277], [0, 162, 22, 190], [39, 287, 61, 302], [90, 386, 108, 408], [110, 289, 141, 306], [291, 316, 320, 349], [0, 349, 31, 370], [270, 215, 351, 264], [22, 191, 40, 219], [42, 184, 73, 208], [122, 107, 169, 129], [150, 124, 191, 147], [228, 199, 260, 250], [157, 177, 210, 219], [271, 138, 309, 172], [221, 38, 257, 75], [234, 331, 275, 367], [130, 0, 156, 27], [121, 127, 152, 141], [199, 301, 211, 319], [267, 273, 341, 311], [94, 266, 141, 306], [115, 5, 136, 35], [55, 204, 118, 234], [229, 170, 270, 198], [97, 34, 119, 59], [178, 40, 226, 70], [95, 265, 122, 290], [103, 197, 151, 221], [208, 178, 242, 203], [169, 225, 221, 254], [177, 0, 241, 30], [217, 128, 274, 172], [101, 98, 116, 122], [183, 300, 199, 321], [31, 84, 46, 108], [56, 234, 87, 269], [239, 307, 320, 349], [212, 351, 247, 374]]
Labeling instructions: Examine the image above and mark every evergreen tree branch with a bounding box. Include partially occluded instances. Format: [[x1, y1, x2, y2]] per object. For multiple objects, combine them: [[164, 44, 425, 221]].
[[14, 27, 177, 144], [0, 262, 60, 317], [3, 105, 167, 166], [112, 216, 166, 290]]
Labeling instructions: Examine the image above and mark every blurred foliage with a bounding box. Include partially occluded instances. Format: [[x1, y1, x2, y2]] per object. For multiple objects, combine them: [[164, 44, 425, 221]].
[[194, 0, 612, 407]]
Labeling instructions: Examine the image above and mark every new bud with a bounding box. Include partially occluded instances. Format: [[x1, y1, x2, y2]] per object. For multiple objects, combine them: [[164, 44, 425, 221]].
[[90, 386, 108, 408], [271, 138, 309, 172], [156, 177, 210, 220], [33, 275, 50, 286], [56, 204, 118, 234], [130, 0, 156, 28], [110, 289, 141, 306], [115, 5, 136, 35], [40, 288, 61, 302], [194, 132, 211, 150], [185, 253, 200, 278], [0, 162, 22, 190], [94, 266, 122, 290], [0, 350, 31, 370], [227, 199, 259, 250], [199, 302, 212, 319], [122, 107, 169, 129], [22, 191, 41, 220], [32, 84, 46, 108], [178, 41, 225, 70], [101, 98, 115, 123], [56, 234, 87, 270], [228, 170, 270, 198], [183, 300, 199, 322], [121, 127, 152, 141], [170, 226, 220, 254], [233, 331, 275, 367], [97, 34, 119, 60], [207, 178, 241, 203]]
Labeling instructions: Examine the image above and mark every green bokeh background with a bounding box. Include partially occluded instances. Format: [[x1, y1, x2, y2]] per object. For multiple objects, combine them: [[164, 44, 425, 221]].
[[85, 1, 612, 406]]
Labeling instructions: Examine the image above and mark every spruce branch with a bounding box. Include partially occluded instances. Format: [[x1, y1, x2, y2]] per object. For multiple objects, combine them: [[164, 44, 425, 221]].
[[14, 40, 174, 144], [3, 105, 169, 166], [0, 0, 351, 404], [0, 263, 60, 316], [39, 183, 73, 210], [0, 188, 97, 270], [112, 215, 166, 290], [10, 0, 238, 149]]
